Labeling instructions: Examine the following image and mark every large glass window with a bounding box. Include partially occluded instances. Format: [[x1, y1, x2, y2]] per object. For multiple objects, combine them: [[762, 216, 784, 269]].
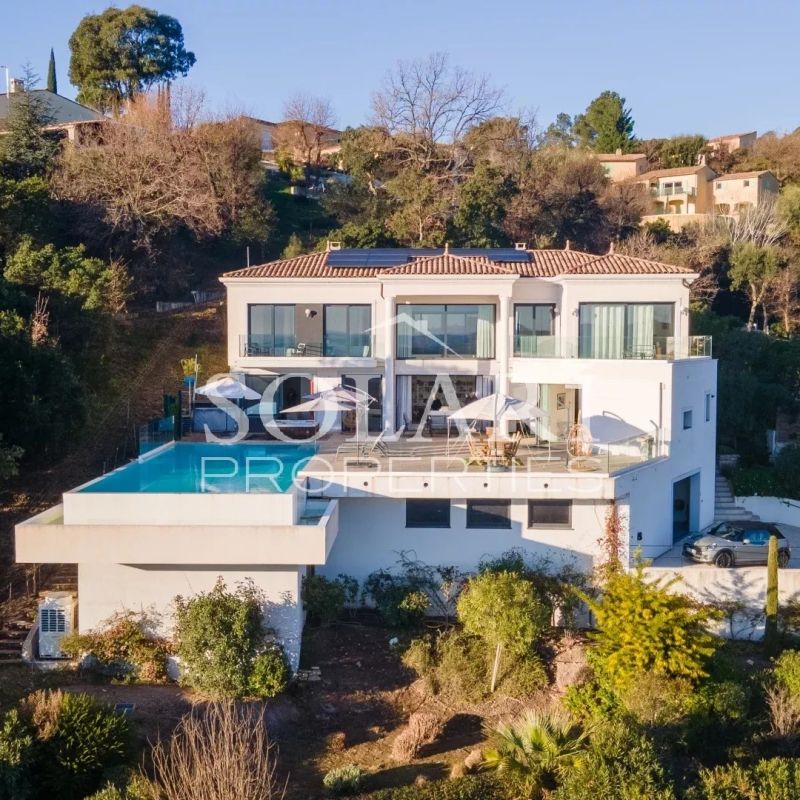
[[397, 304, 495, 358], [247, 304, 295, 355], [406, 499, 451, 529], [514, 304, 556, 356], [578, 303, 674, 359], [323, 305, 371, 356], [466, 499, 511, 529]]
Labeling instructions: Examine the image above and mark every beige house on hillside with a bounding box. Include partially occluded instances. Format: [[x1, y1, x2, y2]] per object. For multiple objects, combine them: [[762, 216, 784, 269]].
[[634, 165, 716, 228], [712, 171, 779, 215], [708, 131, 757, 153], [596, 151, 649, 181]]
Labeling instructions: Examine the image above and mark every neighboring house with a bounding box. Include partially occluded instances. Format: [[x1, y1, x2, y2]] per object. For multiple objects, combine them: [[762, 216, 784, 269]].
[[16, 246, 717, 669], [707, 131, 757, 153], [712, 170, 780, 215], [596, 151, 649, 181], [0, 85, 104, 143], [240, 115, 342, 164], [634, 164, 717, 228]]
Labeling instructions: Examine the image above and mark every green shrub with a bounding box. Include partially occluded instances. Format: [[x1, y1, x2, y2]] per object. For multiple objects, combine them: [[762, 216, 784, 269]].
[[553, 721, 676, 800], [248, 645, 290, 699], [322, 763, 364, 795], [17, 690, 130, 800], [585, 562, 720, 692], [497, 653, 549, 697], [457, 570, 550, 692], [59, 611, 170, 683], [773, 650, 800, 699], [688, 757, 800, 799], [618, 672, 694, 726], [562, 678, 620, 723], [361, 773, 514, 799], [362, 570, 430, 627], [174, 578, 284, 698], [0, 709, 33, 800], [302, 574, 347, 625], [436, 630, 491, 703]]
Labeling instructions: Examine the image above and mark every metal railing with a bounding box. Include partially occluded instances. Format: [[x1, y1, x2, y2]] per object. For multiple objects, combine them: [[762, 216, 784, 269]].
[[240, 335, 372, 358], [513, 335, 711, 361], [650, 185, 696, 197]]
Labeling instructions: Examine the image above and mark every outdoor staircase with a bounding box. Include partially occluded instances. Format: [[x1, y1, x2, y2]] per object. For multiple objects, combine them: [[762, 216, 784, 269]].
[[46, 565, 78, 593], [0, 620, 30, 665], [715, 470, 760, 522]]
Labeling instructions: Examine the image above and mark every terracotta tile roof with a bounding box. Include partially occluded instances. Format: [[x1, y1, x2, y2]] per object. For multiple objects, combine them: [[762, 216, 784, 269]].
[[221, 248, 692, 280], [636, 165, 714, 180], [713, 170, 772, 181], [708, 131, 756, 142], [595, 153, 648, 162]]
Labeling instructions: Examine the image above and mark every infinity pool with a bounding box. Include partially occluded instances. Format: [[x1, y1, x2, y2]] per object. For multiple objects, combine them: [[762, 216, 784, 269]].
[[79, 442, 317, 494]]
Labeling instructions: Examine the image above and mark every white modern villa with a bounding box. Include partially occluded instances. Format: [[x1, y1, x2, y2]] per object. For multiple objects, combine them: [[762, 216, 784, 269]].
[[16, 245, 717, 668]]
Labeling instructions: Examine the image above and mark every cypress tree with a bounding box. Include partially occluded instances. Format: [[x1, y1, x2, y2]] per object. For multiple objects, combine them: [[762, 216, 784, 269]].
[[46, 48, 57, 94], [764, 532, 779, 655]]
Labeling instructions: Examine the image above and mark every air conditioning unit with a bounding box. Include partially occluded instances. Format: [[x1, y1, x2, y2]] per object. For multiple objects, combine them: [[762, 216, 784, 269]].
[[37, 592, 77, 659]]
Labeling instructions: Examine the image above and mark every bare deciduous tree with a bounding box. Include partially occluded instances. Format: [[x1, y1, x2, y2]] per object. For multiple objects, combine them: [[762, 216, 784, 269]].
[[147, 701, 287, 800], [706, 197, 787, 248], [372, 52, 504, 171], [275, 93, 338, 166]]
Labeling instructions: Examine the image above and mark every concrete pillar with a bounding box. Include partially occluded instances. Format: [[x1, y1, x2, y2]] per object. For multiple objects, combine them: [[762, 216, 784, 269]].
[[497, 294, 510, 396], [382, 295, 395, 432]]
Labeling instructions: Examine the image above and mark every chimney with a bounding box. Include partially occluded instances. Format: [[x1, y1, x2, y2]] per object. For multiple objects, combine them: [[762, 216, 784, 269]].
[[615, 148, 622, 156], [444, 242, 450, 255], [608, 241, 615, 255], [9, 78, 24, 94], [327, 240, 342, 251], [514, 242, 527, 251], [564, 240, 571, 251]]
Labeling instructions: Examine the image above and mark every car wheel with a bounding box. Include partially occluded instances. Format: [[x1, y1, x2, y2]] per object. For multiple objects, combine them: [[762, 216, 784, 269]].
[[714, 550, 734, 568], [779, 551, 791, 568]]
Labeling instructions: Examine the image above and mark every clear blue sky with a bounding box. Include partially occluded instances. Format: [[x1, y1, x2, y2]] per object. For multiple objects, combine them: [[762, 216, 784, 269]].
[[5, 0, 799, 139]]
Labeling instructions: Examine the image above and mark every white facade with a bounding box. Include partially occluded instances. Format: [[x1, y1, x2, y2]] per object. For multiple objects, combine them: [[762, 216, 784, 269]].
[[16, 247, 718, 668]]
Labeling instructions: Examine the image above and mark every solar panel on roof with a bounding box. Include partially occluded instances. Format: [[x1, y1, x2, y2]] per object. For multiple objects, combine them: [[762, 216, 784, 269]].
[[325, 247, 530, 268]]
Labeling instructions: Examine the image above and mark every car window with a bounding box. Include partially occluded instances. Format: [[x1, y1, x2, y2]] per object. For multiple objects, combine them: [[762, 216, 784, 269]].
[[748, 531, 768, 545], [719, 528, 743, 542]]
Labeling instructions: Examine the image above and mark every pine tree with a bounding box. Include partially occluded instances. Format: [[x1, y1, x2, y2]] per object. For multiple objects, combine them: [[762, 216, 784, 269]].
[[46, 48, 57, 94]]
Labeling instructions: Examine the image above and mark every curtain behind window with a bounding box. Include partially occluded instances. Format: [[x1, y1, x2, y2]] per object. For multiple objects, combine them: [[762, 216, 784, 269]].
[[476, 306, 495, 358]]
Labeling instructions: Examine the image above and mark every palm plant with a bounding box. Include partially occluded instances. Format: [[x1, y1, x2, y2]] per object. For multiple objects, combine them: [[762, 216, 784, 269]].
[[483, 707, 588, 796]]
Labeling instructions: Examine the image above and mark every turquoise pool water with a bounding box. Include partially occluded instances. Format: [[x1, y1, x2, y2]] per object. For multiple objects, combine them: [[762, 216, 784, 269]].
[[79, 442, 317, 494]]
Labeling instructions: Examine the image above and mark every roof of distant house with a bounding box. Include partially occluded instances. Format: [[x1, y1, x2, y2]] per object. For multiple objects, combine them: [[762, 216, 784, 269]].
[[595, 152, 648, 162], [708, 131, 757, 142], [0, 89, 102, 128], [636, 165, 714, 180], [221, 247, 694, 281], [713, 170, 774, 182]]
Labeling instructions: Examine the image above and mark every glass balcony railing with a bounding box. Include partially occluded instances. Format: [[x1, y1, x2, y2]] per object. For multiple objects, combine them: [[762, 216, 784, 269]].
[[649, 185, 696, 197], [240, 335, 373, 358], [513, 335, 712, 360]]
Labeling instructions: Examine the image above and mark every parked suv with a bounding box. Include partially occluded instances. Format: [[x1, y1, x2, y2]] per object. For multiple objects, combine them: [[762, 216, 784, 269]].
[[683, 521, 791, 568]]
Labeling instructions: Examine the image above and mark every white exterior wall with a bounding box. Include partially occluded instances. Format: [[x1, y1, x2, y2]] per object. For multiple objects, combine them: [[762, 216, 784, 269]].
[[77, 563, 305, 670], [319, 496, 607, 584]]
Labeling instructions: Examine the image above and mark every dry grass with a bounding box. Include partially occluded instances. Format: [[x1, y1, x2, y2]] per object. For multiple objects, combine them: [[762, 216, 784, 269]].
[[767, 685, 800, 739], [148, 701, 286, 800], [391, 712, 443, 764]]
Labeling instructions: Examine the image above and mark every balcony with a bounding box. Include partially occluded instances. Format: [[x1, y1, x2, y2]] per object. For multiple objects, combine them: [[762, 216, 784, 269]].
[[240, 335, 373, 358], [513, 335, 712, 360], [650, 185, 696, 197]]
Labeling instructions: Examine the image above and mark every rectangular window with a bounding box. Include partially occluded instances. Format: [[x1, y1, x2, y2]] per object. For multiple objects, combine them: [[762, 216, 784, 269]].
[[683, 409, 693, 430], [406, 499, 450, 528], [323, 305, 371, 357], [514, 304, 556, 356], [716, 182, 722, 189], [705, 393, 712, 423], [466, 499, 511, 529], [247, 304, 295, 356], [578, 303, 674, 359], [528, 500, 572, 528], [397, 304, 495, 359], [743, 180, 750, 187]]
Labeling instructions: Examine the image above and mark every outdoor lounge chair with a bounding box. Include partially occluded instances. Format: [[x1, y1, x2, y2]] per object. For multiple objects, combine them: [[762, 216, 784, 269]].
[[464, 429, 488, 466]]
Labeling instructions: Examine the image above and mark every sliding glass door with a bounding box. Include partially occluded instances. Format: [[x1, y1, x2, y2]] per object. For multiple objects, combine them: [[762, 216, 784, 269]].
[[247, 304, 295, 355], [579, 303, 674, 359], [514, 304, 556, 356], [397, 304, 495, 358], [323, 305, 371, 356]]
